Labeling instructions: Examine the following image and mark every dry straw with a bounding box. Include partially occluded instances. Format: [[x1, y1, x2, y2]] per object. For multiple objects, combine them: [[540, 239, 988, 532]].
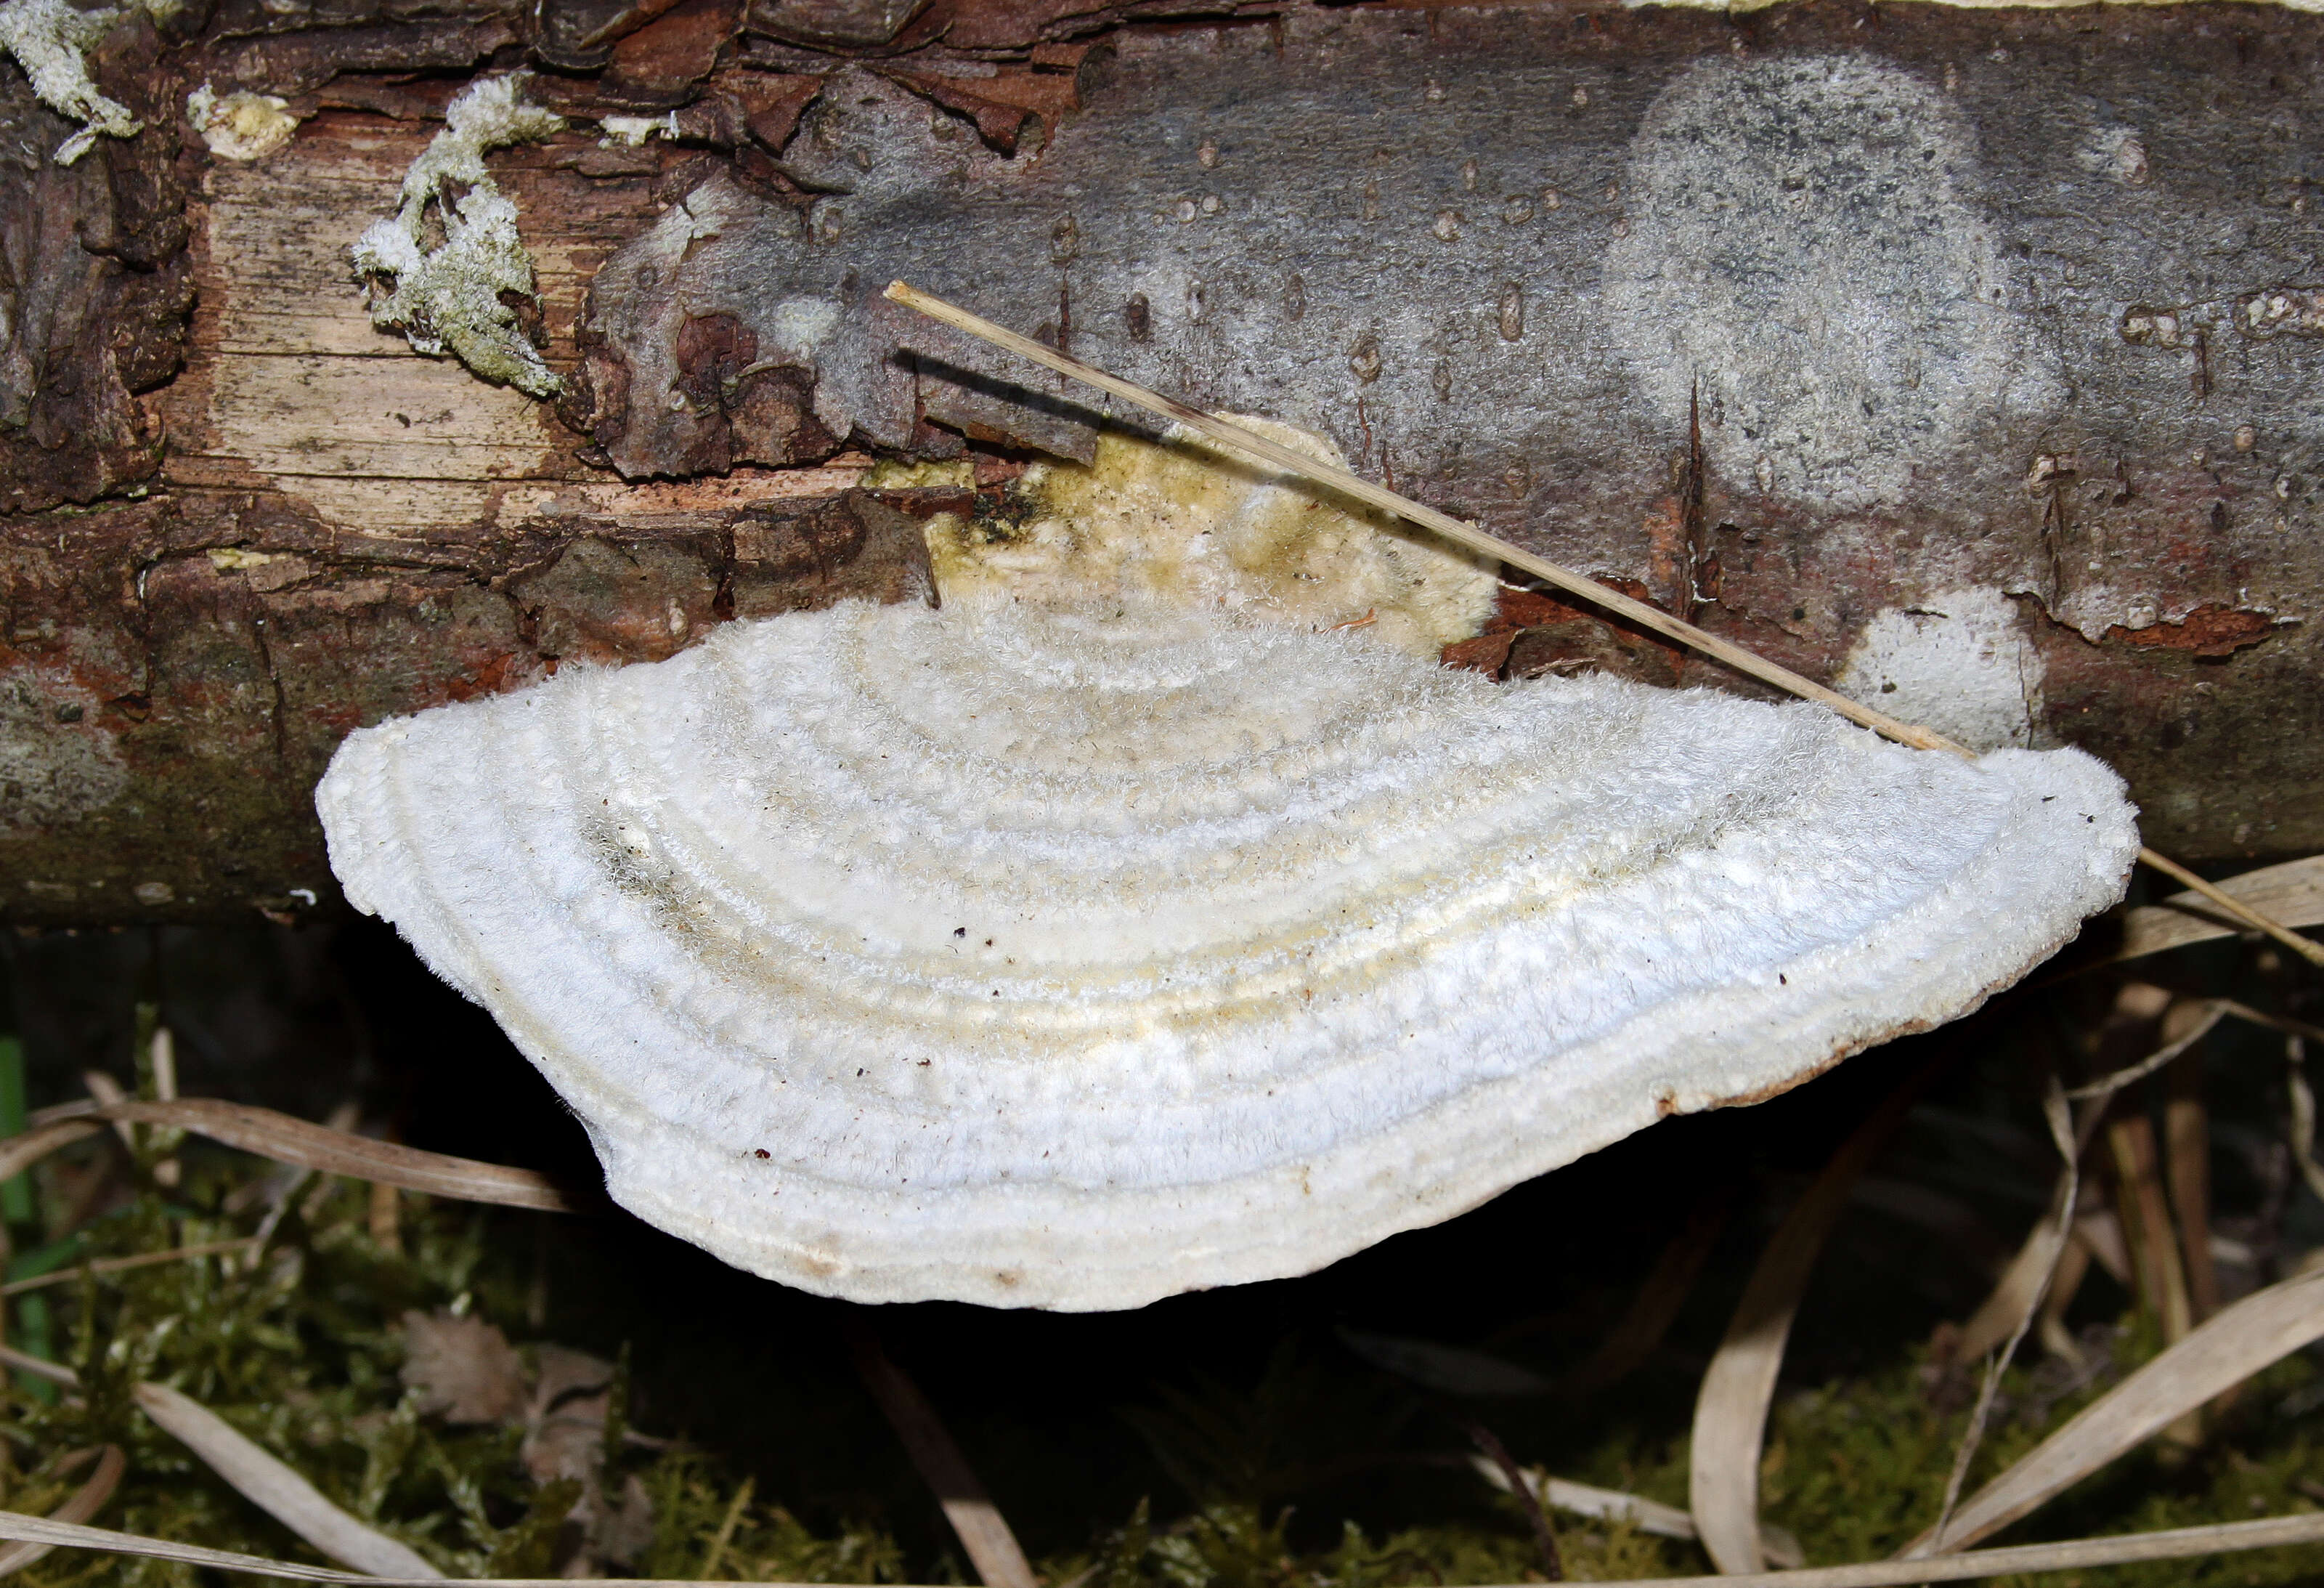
[[881, 280, 2324, 972], [0, 1098, 572, 1211], [10, 1505, 2324, 1588]]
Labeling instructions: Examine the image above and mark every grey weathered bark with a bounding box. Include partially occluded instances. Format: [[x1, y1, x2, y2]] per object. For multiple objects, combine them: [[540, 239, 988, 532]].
[[1, 0, 2320, 923]]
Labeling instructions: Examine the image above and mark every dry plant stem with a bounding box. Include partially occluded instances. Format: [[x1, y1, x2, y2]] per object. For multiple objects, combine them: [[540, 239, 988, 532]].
[[0, 1100, 573, 1212], [1477, 1460, 1803, 1568], [1911, 1263, 2324, 1555], [1689, 1069, 1932, 1573], [2165, 1052, 2219, 1321], [2106, 1111, 2199, 1448], [1927, 1080, 2078, 1548], [883, 280, 2324, 968], [846, 1335, 1038, 1588], [0, 1237, 261, 1295], [0, 1343, 76, 1387], [15, 1509, 2324, 1588], [2106, 1114, 2194, 1348], [2100, 856, 2324, 967], [1457, 1414, 1562, 1580], [0, 1446, 122, 1579], [2131, 851, 2324, 971], [369, 1181, 402, 1255], [2285, 1039, 2324, 1204], [885, 280, 1949, 749], [2063, 1005, 2226, 1101], [2036, 1237, 2092, 1364], [1558, 1188, 1732, 1390], [148, 1027, 182, 1191], [2218, 1000, 2324, 1045]]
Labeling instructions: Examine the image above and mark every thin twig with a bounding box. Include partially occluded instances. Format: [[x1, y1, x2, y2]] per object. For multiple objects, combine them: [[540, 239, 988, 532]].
[[2064, 1004, 2227, 1100], [0, 1239, 261, 1296], [1455, 1413, 1561, 1580], [882, 280, 2324, 968]]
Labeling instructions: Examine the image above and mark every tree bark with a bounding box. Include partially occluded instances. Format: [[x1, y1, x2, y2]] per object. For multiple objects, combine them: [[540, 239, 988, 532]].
[[2, 0, 2320, 923]]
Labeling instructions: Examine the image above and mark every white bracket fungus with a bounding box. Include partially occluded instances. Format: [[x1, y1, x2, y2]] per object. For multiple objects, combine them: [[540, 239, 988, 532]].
[[349, 74, 564, 398], [0, 0, 142, 165], [318, 591, 2138, 1310]]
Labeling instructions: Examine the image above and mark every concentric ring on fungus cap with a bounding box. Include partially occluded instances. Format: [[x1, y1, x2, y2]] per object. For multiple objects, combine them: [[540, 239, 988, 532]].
[[317, 596, 2137, 1310]]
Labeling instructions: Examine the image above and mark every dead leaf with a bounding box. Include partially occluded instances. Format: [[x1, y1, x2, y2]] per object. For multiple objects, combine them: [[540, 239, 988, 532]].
[[400, 1312, 528, 1425]]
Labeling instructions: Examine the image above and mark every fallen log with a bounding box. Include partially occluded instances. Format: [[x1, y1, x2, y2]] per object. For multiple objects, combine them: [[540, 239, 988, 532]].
[[2, 0, 2320, 922]]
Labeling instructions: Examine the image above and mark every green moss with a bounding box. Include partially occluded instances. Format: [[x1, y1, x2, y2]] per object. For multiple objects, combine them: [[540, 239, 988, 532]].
[[9, 1130, 2324, 1588]]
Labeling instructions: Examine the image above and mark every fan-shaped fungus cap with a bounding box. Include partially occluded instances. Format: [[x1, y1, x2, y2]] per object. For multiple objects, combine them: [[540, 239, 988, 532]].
[[319, 595, 2137, 1310]]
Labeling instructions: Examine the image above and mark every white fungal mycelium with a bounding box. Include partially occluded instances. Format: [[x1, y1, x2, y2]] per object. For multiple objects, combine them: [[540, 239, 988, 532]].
[[319, 588, 2137, 1310]]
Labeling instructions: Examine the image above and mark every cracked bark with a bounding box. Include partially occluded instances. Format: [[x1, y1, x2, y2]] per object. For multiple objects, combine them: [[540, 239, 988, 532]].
[[3, 0, 2323, 923]]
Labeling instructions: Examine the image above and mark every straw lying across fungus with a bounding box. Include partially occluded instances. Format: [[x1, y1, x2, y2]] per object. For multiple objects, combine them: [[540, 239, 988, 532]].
[[318, 579, 2137, 1310]]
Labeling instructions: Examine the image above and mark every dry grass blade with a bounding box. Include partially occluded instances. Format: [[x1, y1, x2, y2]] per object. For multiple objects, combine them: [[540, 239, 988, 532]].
[[2063, 1004, 2225, 1100], [0, 1446, 124, 1579], [882, 281, 1948, 751], [1, 1238, 260, 1296], [848, 1335, 1038, 1588], [1, 1100, 572, 1212], [131, 1383, 444, 1578], [2284, 1037, 2324, 1205], [0, 1118, 107, 1184], [1689, 1075, 1927, 1572], [0, 1342, 78, 1387], [1907, 1264, 2324, 1555], [11, 1507, 2324, 1588], [1475, 1459, 1803, 1568], [0, 1352, 441, 1577], [0, 1512, 368, 1584], [1557, 1189, 1731, 1393], [1928, 1081, 2077, 1544], [2102, 856, 2324, 965]]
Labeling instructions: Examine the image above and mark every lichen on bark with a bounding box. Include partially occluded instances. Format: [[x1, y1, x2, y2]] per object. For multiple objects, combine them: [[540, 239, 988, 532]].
[[0, 0, 145, 163], [350, 74, 565, 397]]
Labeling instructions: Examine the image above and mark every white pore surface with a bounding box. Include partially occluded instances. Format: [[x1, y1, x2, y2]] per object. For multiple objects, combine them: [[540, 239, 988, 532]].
[[318, 598, 2138, 1310]]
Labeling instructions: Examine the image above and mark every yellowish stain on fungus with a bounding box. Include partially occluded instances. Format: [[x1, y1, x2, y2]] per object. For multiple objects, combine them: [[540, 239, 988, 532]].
[[925, 416, 1498, 657]]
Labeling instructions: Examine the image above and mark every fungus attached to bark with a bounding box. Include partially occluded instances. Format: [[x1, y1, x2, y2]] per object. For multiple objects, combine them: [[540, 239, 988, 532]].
[[318, 587, 2137, 1310]]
